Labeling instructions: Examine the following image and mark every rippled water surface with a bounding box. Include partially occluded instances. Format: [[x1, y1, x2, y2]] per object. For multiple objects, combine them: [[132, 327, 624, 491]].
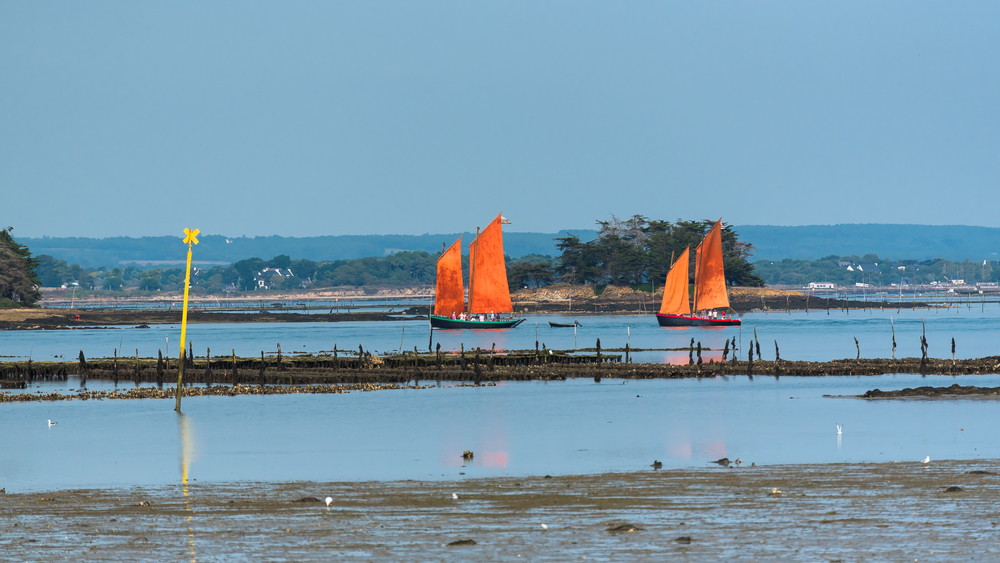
[[3, 372, 999, 492], [4, 306, 1000, 363]]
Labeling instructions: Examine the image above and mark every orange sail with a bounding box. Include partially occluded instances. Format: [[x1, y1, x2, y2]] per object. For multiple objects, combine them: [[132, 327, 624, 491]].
[[659, 247, 691, 315], [467, 213, 514, 313], [434, 237, 465, 317], [693, 219, 730, 311]]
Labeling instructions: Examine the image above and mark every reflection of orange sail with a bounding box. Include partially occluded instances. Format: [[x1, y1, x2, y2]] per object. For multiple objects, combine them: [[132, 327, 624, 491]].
[[659, 247, 691, 315], [434, 237, 464, 316], [693, 220, 730, 311], [468, 214, 514, 313]]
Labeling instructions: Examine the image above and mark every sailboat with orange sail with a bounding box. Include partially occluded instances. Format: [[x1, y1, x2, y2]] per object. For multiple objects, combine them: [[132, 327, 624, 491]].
[[656, 219, 741, 327], [430, 213, 526, 330]]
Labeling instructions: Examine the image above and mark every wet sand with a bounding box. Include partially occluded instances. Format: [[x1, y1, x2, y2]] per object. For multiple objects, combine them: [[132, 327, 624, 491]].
[[3, 460, 998, 561]]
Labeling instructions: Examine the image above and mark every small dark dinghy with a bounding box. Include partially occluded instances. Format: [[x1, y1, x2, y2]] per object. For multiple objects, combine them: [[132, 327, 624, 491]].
[[549, 321, 581, 328]]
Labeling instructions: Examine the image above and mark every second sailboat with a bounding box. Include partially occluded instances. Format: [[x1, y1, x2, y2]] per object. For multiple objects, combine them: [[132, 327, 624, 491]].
[[655, 219, 741, 327]]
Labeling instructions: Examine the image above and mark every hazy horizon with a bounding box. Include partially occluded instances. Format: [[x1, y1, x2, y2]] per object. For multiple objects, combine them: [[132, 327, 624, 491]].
[[3, 2, 998, 238]]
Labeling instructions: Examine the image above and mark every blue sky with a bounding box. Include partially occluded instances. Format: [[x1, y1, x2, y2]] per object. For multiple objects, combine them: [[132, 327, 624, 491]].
[[2, 2, 997, 238]]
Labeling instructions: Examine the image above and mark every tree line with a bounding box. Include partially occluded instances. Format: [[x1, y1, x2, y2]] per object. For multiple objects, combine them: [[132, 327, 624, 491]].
[[11, 216, 764, 304], [553, 216, 764, 287]]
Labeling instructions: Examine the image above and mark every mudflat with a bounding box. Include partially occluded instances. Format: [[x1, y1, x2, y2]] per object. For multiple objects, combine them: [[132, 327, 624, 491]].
[[3, 460, 998, 561]]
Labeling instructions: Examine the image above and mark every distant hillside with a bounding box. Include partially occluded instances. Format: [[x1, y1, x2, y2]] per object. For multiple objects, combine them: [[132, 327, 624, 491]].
[[24, 224, 1000, 269], [736, 224, 1000, 262], [22, 230, 599, 268]]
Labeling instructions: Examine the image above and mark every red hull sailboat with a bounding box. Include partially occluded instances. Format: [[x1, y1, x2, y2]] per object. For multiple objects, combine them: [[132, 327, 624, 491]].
[[655, 219, 741, 327]]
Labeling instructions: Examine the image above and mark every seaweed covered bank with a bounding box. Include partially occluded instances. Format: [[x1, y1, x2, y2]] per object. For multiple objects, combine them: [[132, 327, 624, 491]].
[[2, 460, 997, 561]]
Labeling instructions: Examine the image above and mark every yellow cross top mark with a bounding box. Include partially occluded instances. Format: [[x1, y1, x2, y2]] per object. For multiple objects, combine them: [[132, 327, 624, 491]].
[[183, 228, 200, 246]]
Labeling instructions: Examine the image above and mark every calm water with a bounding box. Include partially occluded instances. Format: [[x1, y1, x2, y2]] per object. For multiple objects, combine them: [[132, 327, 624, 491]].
[[3, 307, 1000, 492], [2, 373, 998, 492], [3, 306, 1000, 363]]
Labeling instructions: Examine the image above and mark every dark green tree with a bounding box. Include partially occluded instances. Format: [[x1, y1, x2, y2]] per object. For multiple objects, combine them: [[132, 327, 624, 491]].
[[555, 217, 764, 288], [0, 228, 42, 305]]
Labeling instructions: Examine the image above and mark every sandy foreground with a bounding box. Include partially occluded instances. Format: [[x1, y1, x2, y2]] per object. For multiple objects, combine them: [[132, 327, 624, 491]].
[[2, 460, 999, 561]]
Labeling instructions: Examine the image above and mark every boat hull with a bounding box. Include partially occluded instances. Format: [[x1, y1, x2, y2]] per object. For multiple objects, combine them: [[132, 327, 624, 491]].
[[430, 315, 525, 329], [655, 313, 741, 327]]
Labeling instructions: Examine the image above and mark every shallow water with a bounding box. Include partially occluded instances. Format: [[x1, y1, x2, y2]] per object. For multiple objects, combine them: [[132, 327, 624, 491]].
[[2, 372, 998, 492], [3, 306, 1000, 364]]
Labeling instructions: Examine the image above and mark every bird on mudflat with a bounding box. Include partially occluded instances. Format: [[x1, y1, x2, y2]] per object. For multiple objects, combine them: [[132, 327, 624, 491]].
[[325, 497, 333, 507], [48, 419, 57, 427], [922, 456, 931, 464], [837, 424, 842, 436], [651, 460, 663, 470], [711, 458, 730, 467]]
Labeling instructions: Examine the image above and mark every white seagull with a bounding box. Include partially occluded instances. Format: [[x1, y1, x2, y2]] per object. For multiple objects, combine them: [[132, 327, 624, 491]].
[[48, 419, 57, 427], [541, 523, 548, 530], [325, 497, 333, 507], [837, 424, 842, 436], [452, 493, 459, 500], [922, 456, 931, 464]]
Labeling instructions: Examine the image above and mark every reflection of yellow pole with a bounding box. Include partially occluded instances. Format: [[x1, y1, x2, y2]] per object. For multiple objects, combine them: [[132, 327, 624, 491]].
[[179, 413, 192, 484], [176, 228, 199, 413], [179, 414, 196, 562]]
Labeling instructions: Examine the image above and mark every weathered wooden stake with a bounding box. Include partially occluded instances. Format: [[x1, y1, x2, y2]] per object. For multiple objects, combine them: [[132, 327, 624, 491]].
[[891, 317, 896, 360], [156, 349, 164, 386], [473, 348, 482, 382], [205, 347, 212, 383], [79, 351, 88, 387], [259, 351, 266, 387], [176, 349, 186, 405]]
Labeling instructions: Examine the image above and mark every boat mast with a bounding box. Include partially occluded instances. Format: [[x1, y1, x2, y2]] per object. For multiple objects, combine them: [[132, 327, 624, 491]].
[[467, 226, 480, 316], [692, 234, 706, 315], [429, 242, 445, 319]]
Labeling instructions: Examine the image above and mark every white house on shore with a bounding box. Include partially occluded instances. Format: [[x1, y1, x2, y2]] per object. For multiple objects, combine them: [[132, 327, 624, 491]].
[[807, 282, 836, 289]]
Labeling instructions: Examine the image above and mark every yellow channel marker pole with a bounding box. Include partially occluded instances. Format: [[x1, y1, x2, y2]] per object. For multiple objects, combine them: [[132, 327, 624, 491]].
[[175, 228, 199, 413]]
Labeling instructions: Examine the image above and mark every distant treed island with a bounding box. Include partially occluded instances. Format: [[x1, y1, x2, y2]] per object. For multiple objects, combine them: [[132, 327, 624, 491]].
[[7, 222, 1000, 305]]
